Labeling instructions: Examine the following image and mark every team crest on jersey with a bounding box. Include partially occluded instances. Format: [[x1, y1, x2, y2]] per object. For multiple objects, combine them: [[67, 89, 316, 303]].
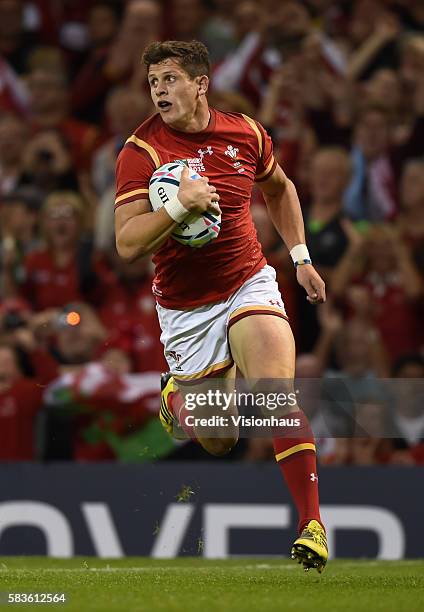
[[225, 145, 239, 159], [225, 144, 245, 173]]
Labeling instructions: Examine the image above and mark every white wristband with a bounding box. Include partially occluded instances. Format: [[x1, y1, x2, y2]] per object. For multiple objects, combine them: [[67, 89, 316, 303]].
[[164, 196, 189, 223], [290, 244, 311, 265]]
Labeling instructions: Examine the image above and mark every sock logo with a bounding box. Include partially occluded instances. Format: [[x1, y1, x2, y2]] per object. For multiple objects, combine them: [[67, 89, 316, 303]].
[[310, 473, 318, 482]]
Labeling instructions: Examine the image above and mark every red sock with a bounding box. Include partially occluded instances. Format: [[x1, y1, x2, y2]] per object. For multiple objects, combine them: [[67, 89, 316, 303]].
[[169, 390, 198, 442], [272, 410, 322, 534]]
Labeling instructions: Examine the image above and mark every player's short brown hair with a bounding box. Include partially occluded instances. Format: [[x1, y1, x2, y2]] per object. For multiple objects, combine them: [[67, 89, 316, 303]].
[[142, 40, 211, 79]]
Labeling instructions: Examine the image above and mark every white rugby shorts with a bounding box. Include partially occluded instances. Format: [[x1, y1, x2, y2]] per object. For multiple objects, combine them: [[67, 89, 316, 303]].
[[156, 264, 289, 380]]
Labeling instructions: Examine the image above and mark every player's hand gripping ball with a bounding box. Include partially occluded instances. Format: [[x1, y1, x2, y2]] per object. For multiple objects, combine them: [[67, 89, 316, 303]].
[[149, 162, 221, 248]]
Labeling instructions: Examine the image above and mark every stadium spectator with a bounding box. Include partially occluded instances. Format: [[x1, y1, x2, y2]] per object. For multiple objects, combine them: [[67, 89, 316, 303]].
[[400, 35, 424, 97], [32, 301, 161, 461], [390, 354, 424, 465], [318, 391, 396, 467], [0, 0, 39, 75], [100, 347, 133, 375], [295, 353, 338, 460], [198, 0, 236, 63], [27, 0, 91, 49], [27, 67, 100, 172], [258, 53, 315, 182], [211, 0, 267, 106], [305, 147, 351, 281], [0, 113, 28, 197], [363, 69, 406, 143], [214, 0, 350, 110], [344, 4, 400, 81], [315, 303, 389, 386], [39, 303, 162, 461], [2, 191, 104, 311], [96, 248, 167, 375], [294, 146, 352, 347], [344, 105, 397, 222], [397, 158, 424, 271], [19, 130, 79, 199], [43, 354, 161, 461], [0, 324, 58, 460], [0, 188, 41, 283], [104, 0, 162, 91], [322, 400, 394, 466], [48, 302, 106, 370], [331, 223, 423, 362], [168, 0, 208, 42], [0, 54, 30, 115], [70, 1, 123, 124]]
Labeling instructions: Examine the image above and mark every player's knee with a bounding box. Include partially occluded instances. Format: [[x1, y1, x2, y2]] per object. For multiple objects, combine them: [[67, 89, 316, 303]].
[[200, 436, 238, 457]]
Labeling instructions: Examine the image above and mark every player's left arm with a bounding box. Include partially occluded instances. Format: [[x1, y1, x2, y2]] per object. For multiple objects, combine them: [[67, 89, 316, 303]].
[[258, 163, 326, 304]]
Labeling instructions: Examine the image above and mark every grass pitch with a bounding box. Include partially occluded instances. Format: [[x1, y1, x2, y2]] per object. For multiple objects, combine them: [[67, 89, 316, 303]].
[[0, 558, 423, 612]]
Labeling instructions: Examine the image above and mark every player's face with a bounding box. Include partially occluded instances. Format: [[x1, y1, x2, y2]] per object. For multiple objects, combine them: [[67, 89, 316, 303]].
[[148, 59, 205, 128]]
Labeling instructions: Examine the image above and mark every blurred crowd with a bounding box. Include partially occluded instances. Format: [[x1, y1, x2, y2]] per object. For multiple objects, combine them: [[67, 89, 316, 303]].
[[0, 0, 423, 465]]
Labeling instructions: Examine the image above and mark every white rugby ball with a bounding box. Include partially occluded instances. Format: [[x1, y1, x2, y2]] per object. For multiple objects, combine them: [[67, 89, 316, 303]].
[[148, 162, 221, 248]]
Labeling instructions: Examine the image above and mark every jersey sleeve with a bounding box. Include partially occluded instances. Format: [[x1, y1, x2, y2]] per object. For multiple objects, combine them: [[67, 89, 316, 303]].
[[254, 121, 277, 182], [114, 137, 159, 210]]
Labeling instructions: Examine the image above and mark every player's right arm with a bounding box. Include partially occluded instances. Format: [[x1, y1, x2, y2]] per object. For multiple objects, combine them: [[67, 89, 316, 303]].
[[115, 198, 176, 261], [115, 166, 220, 261]]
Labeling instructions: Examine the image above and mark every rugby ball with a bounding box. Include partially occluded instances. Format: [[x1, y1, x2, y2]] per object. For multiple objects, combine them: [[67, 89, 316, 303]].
[[149, 162, 221, 248]]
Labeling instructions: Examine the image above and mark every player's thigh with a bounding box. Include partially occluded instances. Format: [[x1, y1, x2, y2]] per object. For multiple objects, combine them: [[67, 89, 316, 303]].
[[229, 314, 296, 379], [229, 315, 298, 416]]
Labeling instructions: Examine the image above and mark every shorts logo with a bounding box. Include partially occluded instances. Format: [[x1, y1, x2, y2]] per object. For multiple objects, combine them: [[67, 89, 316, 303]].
[[269, 299, 282, 307], [167, 351, 183, 371]]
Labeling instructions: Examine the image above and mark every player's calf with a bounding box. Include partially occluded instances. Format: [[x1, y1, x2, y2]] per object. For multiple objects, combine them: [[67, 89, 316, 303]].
[[160, 373, 238, 454]]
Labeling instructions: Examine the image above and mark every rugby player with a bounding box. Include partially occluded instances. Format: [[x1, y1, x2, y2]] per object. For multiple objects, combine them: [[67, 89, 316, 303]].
[[115, 40, 327, 572]]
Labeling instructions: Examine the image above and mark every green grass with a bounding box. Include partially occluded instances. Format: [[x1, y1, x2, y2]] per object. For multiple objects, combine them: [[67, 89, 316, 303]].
[[0, 558, 423, 612]]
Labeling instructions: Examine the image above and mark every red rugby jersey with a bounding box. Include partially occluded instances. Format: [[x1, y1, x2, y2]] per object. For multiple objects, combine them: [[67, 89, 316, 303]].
[[115, 109, 277, 309]]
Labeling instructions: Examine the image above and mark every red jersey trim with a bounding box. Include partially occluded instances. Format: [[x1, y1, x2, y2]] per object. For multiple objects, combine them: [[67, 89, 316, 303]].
[[125, 135, 161, 169], [255, 156, 277, 182]]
